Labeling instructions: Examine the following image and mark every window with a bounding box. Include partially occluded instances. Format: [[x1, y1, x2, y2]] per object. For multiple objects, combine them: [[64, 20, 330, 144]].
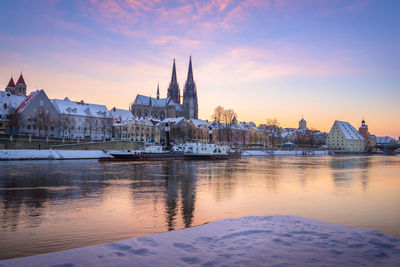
[[27, 125, 31, 129], [40, 100, 44, 107]]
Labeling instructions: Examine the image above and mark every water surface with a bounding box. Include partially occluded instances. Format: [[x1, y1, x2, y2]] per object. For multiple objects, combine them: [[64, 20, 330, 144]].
[[0, 155, 399, 259]]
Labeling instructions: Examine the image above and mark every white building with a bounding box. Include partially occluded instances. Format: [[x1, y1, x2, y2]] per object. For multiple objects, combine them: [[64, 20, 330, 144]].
[[52, 98, 113, 140], [112, 116, 160, 143], [326, 120, 366, 152], [0, 90, 25, 134]]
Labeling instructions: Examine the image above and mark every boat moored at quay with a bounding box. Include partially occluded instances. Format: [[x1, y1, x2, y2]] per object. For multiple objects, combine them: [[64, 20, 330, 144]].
[[99, 143, 241, 161]]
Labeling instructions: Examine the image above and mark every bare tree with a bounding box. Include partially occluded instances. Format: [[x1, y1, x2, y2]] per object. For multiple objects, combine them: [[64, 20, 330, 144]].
[[5, 104, 24, 136], [212, 106, 225, 122], [266, 118, 280, 127], [33, 107, 51, 137], [223, 109, 237, 125], [84, 117, 96, 139], [222, 108, 237, 144], [60, 115, 75, 139], [101, 118, 113, 140]]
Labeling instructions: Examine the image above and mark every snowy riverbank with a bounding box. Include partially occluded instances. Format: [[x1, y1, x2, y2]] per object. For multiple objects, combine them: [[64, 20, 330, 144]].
[[0, 149, 330, 160], [1, 215, 399, 266], [0, 149, 111, 160]]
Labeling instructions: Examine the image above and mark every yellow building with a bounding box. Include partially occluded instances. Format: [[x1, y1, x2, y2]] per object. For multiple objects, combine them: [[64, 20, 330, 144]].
[[249, 127, 269, 147], [326, 120, 366, 152]]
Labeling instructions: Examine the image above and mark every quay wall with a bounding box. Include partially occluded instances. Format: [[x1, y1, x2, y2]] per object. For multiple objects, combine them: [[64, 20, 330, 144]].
[[0, 135, 144, 150]]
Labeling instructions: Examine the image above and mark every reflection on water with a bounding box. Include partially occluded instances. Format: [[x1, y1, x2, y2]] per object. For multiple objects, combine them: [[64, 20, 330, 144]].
[[0, 155, 399, 259]]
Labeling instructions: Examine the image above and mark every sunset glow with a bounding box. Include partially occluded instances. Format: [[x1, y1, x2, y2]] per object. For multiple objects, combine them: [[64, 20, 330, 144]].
[[0, 0, 399, 136]]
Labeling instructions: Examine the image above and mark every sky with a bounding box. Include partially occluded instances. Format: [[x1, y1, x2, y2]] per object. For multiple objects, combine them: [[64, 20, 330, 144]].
[[0, 0, 399, 137]]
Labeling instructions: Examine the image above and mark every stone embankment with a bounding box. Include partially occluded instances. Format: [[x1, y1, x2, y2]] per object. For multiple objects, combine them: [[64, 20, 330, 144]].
[[0, 135, 144, 150], [0, 150, 111, 160]]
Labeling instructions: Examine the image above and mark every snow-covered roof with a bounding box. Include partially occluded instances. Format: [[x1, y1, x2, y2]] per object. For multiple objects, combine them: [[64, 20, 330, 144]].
[[110, 108, 134, 122], [160, 117, 185, 125], [335, 121, 364, 140], [113, 116, 156, 127], [52, 98, 111, 118], [190, 119, 210, 128], [0, 90, 26, 120], [375, 136, 396, 144], [133, 95, 172, 107]]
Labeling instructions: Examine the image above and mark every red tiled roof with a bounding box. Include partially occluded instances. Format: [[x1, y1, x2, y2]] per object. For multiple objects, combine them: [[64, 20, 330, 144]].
[[16, 74, 26, 85], [6, 77, 15, 88]]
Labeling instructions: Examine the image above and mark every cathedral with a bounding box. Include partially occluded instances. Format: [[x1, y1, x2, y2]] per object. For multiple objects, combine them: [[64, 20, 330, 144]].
[[131, 57, 199, 120]]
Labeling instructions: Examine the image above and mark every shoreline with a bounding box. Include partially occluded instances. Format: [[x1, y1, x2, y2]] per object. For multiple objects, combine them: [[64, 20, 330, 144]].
[[1, 215, 399, 266], [0, 149, 393, 161]]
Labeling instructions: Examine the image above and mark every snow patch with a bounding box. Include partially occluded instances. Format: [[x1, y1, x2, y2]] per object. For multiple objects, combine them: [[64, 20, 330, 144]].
[[1, 215, 399, 266]]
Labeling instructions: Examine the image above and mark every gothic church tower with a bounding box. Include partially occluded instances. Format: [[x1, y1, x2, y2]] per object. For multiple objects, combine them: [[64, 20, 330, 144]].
[[15, 74, 27, 96], [5, 74, 26, 96], [167, 59, 180, 104], [183, 56, 198, 119]]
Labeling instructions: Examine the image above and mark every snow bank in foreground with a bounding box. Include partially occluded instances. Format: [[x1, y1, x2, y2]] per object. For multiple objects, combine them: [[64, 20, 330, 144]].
[[1, 215, 399, 266], [242, 150, 329, 156], [0, 150, 110, 160]]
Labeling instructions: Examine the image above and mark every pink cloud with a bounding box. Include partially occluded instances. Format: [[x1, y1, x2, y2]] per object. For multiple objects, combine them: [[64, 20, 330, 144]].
[[149, 35, 203, 48]]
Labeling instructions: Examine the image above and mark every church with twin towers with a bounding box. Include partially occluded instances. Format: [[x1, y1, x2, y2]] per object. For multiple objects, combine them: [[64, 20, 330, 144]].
[[131, 57, 198, 120]]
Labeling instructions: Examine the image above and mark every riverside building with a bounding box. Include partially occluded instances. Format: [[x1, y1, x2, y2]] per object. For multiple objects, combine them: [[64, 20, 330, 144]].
[[326, 120, 366, 152]]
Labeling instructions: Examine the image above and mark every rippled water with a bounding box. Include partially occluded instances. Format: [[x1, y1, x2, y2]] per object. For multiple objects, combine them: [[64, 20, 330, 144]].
[[0, 155, 399, 259]]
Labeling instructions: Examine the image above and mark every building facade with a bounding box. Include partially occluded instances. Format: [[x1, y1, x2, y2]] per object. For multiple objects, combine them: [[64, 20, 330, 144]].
[[52, 98, 113, 140], [112, 117, 160, 143], [326, 120, 366, 152], [16, 90, 61, 137]]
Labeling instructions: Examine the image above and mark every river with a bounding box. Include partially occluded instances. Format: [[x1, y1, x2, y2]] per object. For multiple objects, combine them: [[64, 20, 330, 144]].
[[0, 155, 399, 259]]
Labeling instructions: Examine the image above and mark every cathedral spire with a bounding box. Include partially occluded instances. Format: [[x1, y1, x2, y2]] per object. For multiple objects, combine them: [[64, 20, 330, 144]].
[[167, 58, 180, 104], [171, 59, 177, 85], [157, 82, 160, 99], [183, 56, 198, 119], [186, 56, 194, 84]]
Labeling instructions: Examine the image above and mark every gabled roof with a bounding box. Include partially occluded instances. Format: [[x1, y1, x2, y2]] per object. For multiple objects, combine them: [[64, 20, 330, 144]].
[[16, 74, 26, 85], [0, 91, 26, 120], [110, 107, 134, 122], [375, 136, 395, 144], [6, 77, 15, 88], [190, 118, 210, 128], [15, 90, 41, 113], [334, 121, 364, 140], [52, 98, 111, 118], [160, 117, 185, 125]]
